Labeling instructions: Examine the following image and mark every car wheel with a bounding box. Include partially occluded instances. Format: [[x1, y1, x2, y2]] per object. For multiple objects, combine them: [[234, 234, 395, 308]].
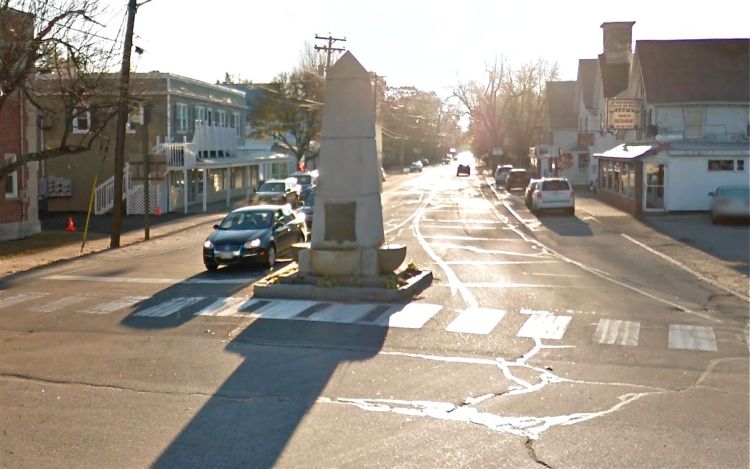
[[266, 244, 276, 268], [204, 259, 219, 272]]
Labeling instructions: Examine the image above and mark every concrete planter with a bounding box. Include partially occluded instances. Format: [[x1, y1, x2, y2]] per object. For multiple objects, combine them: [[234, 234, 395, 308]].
[[378, 243, 406, 274]]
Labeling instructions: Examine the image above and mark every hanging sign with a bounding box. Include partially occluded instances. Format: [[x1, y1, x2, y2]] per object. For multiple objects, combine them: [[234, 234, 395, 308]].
[[606, 99, 642, 130]]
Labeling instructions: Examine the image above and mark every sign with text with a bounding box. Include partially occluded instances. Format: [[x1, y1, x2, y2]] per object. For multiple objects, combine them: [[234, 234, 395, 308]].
[[606, 99, 642, 130]]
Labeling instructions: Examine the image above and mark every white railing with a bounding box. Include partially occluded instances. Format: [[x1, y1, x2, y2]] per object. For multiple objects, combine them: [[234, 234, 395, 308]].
[[94, 162, 131, 215], [156, 122, 238, 169]]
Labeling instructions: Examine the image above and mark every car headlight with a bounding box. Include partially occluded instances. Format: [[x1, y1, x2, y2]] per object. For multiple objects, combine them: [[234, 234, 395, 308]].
[[203, 240, 213, 249], [243, 238, 261, 249]]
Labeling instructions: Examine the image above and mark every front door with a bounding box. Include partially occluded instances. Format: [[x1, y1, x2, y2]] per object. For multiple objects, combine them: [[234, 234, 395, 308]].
[[644, 163, 666, 211]]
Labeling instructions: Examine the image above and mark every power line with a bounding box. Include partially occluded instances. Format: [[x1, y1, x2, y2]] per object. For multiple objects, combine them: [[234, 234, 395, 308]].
[[314, 33, 346, 73]]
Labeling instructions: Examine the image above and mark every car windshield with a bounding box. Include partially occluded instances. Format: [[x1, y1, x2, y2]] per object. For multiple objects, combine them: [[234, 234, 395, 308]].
[[258, 182, 284, 192], [218, 211, 273, 230], [294, 175, 312, 185], [719, 187, 749, 197], [542, 180, 570, 191]]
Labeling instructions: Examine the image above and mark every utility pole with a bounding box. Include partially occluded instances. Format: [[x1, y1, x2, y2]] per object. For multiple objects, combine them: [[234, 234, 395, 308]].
[[110, 0, 138, 248], [314, 34, 346, 73]]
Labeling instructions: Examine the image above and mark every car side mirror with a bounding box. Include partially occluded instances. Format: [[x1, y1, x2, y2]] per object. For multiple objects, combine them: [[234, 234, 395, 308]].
[[213, 224, 220, 229], [274, 221, 283, 230]]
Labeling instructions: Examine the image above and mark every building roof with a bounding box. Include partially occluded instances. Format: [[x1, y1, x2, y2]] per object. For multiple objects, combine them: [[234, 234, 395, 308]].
[[574, 59, 598, 110], [636, 39, 750, 103], [545, 81, 577, 129], [594, 143, 657, 160]]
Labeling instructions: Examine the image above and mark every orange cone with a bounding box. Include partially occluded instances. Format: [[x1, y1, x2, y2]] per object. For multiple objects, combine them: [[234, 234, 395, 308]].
[[65, 217, 76, 233], [155, 204, 162, 216]]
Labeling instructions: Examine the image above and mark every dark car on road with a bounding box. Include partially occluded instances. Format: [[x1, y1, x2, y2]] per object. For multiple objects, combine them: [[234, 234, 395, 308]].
[[250, 179, 300, 207], [297, 187, 315, 228], [202, 205, 306, 271], [506, 168, 530, 191], [456, 163, 471, 176]]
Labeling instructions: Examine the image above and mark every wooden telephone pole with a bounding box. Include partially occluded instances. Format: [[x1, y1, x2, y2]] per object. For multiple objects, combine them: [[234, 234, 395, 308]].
[[314, 34, 347, 73], [110, 0, 138, 248]]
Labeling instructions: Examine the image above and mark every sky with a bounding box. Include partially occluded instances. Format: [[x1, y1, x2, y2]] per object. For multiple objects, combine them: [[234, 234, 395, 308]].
[[98, 0, 750, 98]]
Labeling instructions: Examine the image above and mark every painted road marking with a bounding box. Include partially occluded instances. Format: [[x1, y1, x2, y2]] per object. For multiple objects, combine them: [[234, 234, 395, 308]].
[[32, 295, 90, 313], [80, 296, 148, 314], [373, 303, 442, 329], [446, 308, 506, 335], [0, 292, 47, 310], [133, 297, 206, 318], [517, 313, 572, 340], [255, 300, 320, 319], [594, 319, 640, 346], [307, 303, 378, 323], [43, 274, 258, 285], [668, 325, 718, 352], [194, 297, 248, 316]]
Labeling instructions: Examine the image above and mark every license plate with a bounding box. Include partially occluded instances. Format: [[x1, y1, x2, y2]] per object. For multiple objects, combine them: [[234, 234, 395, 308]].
[[217, 252, 234, 259]]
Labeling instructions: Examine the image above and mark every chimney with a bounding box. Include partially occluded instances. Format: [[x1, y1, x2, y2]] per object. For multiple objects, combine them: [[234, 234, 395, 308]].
[[600, 21, 635, 63]]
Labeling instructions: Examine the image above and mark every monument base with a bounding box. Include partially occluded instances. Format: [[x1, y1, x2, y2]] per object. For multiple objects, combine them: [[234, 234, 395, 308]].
[[252, 264, 433, 303]]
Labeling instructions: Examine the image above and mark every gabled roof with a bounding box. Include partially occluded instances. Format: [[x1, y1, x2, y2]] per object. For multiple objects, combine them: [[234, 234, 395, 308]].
[[545, 81, 577, 128], [635, 39, 750, 103], [575, 59, 598, 110]]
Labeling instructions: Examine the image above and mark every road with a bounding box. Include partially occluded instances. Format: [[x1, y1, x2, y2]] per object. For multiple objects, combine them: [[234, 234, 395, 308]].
[[1, 163, 748, 468]]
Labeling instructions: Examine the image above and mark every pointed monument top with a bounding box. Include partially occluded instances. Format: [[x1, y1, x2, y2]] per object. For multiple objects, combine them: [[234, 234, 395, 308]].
[[328, 51, 369, 79]]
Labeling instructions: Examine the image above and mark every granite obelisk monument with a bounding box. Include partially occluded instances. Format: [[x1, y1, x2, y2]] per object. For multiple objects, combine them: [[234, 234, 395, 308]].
[[298, 51, 395, 278]]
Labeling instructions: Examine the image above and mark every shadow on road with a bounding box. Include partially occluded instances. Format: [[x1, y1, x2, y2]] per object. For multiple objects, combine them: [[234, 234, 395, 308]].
[[119, 265, 388, 467], [536, 214, 593, 237]]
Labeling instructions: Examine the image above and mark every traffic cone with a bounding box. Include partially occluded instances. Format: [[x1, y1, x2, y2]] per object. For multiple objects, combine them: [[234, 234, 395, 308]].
[[155, 204, 162, 216], [65, 217, 76, 233]]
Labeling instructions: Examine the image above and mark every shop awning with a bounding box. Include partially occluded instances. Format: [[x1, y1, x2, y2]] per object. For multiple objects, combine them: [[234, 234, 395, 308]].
[[594, 143, 657, 160]]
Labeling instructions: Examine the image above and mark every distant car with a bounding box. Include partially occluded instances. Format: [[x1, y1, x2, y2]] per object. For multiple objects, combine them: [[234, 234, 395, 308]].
[[494, 165, 513, 186], [708, 185, 750, 224], [297, 187, 315, 228], [442, 156, 451, 165], [505, 168, 530, 191], [531, 178, 575, 215], [456, 163, 471, 176], [524, 179, 541, 209], [202, 205, 306, 271], [409, 161, 423, 172], [250, 179, 300, 207], [421, 158, 430, 166], [289, 171, 318, 195]]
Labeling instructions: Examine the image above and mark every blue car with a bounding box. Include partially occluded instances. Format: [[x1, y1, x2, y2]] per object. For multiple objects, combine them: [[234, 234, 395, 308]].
[[202, 205, 306, 271]]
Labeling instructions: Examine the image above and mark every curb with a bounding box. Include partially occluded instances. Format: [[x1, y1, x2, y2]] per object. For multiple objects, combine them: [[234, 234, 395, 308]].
[[253, 270, 434, 303], [0, 212, 224, 281]]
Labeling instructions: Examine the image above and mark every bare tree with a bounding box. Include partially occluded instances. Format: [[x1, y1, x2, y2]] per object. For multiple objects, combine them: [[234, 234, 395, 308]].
[[249, 42, 326, 162], [0, 0, 118, 181], [453, 58, 558, 166]]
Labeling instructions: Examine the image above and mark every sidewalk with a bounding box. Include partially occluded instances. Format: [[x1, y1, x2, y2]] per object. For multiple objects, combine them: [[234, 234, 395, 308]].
[[0, 200, 239, 279], [500, 185, 749, 301]]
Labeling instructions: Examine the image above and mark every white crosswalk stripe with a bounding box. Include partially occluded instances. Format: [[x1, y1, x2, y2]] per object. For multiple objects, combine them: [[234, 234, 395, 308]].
[[517, 313, 572, 339], [668, 324, 718, 352], [0, 292, 47, 310], [372, 303, 442, 328], [253, 300, 320, 319], [32, 295, 90, 313], [307, 303, 376, 323], [594, 319, 640, 346], [133, 297, 206, 318], [80, 296, 148, 314], [446, 308, 506, 335], [194, 297, 249, 317]]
